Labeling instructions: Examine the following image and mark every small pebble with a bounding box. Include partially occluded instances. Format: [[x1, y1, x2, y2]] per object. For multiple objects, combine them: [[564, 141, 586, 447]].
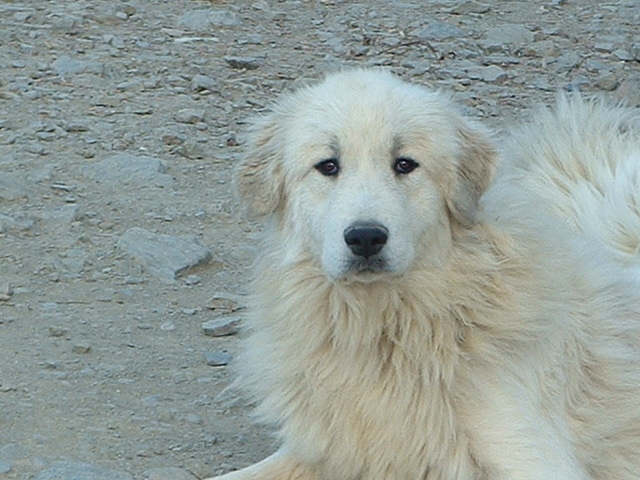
[[175, 109, 206, 124], [160, 321, 176, 331], [202, 316, 241, 337], [72, 344, 91, 354], [183, 274, 202, 286], [0, 461, 12, 474], [204, 351, 232, 367], [224, 56, 262, 70], [49, 327, 69, 338], [191, 74, 217, 92]]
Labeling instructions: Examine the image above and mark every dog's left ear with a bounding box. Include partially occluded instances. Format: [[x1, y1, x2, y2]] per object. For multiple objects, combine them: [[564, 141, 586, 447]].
[[447, 122, 497, 227]]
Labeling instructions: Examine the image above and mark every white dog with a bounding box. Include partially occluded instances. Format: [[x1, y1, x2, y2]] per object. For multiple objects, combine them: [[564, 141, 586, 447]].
[[213, 70, 640, 480]]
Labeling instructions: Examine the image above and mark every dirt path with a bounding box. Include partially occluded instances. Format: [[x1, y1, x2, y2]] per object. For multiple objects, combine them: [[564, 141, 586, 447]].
[[1, 1, 638, 479]]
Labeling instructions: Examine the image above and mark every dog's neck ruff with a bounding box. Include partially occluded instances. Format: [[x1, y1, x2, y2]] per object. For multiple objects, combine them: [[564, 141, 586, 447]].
[[237, 227, 547, 479]]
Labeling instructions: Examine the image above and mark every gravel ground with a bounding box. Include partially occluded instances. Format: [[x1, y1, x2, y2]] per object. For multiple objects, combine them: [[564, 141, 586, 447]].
[[0, 1, 638, 479]]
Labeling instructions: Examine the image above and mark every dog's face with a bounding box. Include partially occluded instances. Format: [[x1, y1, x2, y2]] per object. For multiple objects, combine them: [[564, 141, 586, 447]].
[[237, 70, 496, 281]]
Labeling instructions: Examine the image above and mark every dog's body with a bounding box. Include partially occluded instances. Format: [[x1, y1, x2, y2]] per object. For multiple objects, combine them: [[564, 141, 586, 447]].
[[214, 70, 640, 480]]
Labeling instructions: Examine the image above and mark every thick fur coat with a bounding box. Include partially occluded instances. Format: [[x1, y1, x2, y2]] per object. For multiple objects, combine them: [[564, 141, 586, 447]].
[[212, 70, 640, 480]]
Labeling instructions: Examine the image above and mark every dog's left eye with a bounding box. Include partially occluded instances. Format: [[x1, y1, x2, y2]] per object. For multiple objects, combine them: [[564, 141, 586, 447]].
[[315, 158, 340, 177], [394, 157, 419, 175]]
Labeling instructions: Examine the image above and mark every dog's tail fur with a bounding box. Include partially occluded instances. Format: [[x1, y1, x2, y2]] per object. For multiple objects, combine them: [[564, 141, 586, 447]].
[[486, 96, 640, 270]]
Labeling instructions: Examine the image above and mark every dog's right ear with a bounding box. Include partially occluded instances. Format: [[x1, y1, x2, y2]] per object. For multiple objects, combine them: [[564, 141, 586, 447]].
[[235, 113, 285, 216]]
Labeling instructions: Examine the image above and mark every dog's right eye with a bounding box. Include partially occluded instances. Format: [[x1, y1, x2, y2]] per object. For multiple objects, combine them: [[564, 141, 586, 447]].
[[314, 159, 340, 177]]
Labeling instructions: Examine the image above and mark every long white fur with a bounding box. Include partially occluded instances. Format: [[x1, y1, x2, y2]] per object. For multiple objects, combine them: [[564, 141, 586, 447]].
[[213, 70, 640, 480]]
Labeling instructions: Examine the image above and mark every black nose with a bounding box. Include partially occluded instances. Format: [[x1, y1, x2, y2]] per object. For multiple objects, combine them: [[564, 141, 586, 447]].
[[344, 223, 389, 258]]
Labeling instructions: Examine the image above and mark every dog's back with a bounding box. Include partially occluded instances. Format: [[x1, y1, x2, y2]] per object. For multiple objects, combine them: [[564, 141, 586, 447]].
[[485, 96, 640, 270], [481, 96, 640, 476]]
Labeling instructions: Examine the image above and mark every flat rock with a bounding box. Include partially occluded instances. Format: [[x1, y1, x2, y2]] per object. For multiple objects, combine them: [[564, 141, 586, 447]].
[[555, 51, 582, 73], [0, 214, 34, 233], [224, 56, 263, 70], [33, 462, 133, 480], [178, 9, 242, 31], [412, 21, 465, 41], [191, 74, 217, 92], [83, 154, 174, 188], [204, 351, 232, 367], [0, 173, 30, 200], [44, 205, 80, 224], [202, 315, 242, 337], [118, 227, 212, 282], [466, 64, 507, 83], [480, 24, 534, 52], [0, 460, 11, 474], [0, 444, 28, 462], [206, 294, 242, 312], [51, 55, 103, 77], [175, 109, 206, 124]]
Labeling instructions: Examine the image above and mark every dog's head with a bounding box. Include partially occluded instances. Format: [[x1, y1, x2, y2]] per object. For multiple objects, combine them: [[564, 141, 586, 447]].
[[236, 70, 496, 281]]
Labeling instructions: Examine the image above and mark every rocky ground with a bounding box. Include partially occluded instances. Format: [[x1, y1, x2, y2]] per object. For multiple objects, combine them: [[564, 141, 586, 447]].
[[0, 1, 638, 479]]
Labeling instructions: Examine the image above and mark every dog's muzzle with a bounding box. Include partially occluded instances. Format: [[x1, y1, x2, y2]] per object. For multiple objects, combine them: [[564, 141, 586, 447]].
[[344, 222, 389, 258]]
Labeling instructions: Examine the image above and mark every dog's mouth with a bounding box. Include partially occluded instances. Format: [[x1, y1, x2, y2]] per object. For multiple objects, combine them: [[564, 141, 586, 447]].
[[341, 256, 390, 280]]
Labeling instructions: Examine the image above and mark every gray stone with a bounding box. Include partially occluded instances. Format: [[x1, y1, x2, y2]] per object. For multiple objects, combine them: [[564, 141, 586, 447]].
[[208, 10, 242, 26], [175, 109, 205, 124], [325, 37, 347, 56], [160, 321, 176, 331], [49, 326, 69, 338], [56, 246, 87, 276], [224, 56, 263, 70], [616, 75, 640, 106], [481, 25, 534, 52], [183, 274, 201, 285], [191, 74, 217, 92], [13, 11, 32, 22], [467, 65, 508, 84], [595, 74, 619, 91], [523, 40, 560, 58], [83, 154, 174, 188], [34, 462, 133, 480], [0, 173, 30, 200], [204, 351, 232, 367], [202, 315, 242, 337], [206, 294, 242, 312], [52, 55, 103, 77], [413, 22, 465, 41], [116, 4, 137, 17], [46, 204, 80, 224], [0, 444, 28, 462], [144, 467, 198, 480], [613, 49, 634, 61], [72, 343, 91, 354], [480, 65, 508, 84], [118, 227, 212, 282], [564, 76, 589, 92], [0, 214, 34, 233], [178, 10, 241, 31], [176, 140, 207, 160], [0, 283, 13, 301], [108, 35, 126, 49], [554, 51, 581, 73], [0, 460, 11, 474]]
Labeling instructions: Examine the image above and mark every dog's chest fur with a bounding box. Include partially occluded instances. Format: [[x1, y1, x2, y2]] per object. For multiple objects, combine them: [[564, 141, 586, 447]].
[[239, 237, 532, 480]]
